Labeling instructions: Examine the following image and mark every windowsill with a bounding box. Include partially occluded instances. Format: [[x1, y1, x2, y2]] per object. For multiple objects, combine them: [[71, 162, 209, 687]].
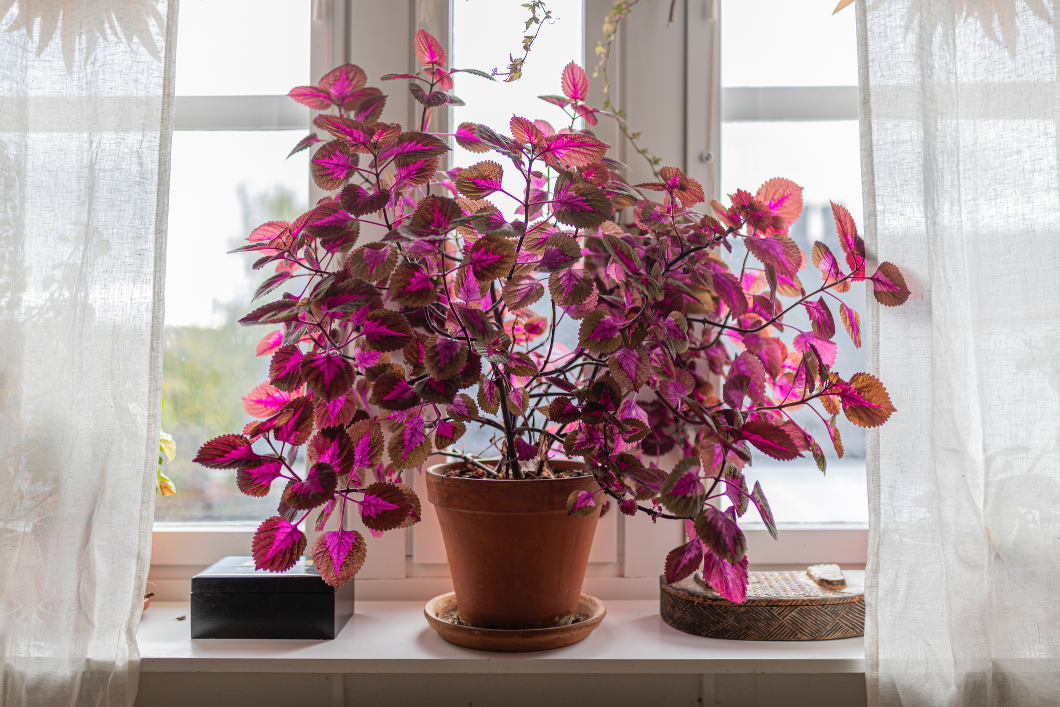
[[138, 601, 865, 675]]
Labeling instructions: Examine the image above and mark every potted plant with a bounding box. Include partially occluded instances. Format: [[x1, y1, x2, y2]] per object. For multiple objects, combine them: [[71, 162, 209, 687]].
[[195, 27, 908, 636]]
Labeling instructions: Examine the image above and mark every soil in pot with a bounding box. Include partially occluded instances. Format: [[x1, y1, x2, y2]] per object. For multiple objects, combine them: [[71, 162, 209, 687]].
[[426, 459, 602, 631]]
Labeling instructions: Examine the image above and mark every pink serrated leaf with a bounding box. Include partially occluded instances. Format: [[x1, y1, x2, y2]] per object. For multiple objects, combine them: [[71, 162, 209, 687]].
[[793, 331, 838, 367], [194, 435, 262, 469], [360, 492, 401, 518], [701, 549, 749, 603], [255, 330, 284, 357], [252, 516, 306, 573], [664, 539, 704, 584], [414, 28, 447, 66], [242, 382, 293, 419], [561, 61, 589, 101]]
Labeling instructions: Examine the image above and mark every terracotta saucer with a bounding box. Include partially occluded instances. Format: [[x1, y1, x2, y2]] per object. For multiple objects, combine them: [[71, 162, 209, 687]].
[[424, 592, 606, 652]]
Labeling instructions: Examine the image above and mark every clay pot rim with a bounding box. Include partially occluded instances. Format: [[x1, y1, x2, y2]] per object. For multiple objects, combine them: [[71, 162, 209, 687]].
[[426, 459, 589, 484]]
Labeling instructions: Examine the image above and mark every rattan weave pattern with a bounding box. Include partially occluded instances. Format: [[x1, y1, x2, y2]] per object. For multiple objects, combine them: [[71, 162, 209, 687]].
[[659, 572, 865, 641]]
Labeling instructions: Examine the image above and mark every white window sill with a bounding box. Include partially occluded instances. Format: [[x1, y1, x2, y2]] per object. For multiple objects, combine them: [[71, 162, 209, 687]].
[[138, 600, 865, 675]]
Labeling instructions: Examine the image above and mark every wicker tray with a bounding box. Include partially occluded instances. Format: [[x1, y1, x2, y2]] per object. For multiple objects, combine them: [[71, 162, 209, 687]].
[[659, 570, 865, 641]]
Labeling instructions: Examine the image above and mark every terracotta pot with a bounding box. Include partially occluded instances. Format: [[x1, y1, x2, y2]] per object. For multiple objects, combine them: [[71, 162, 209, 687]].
[[426, 460, 602, 630]]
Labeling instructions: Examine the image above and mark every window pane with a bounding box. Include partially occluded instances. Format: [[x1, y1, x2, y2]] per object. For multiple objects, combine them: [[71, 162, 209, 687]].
[[176, 0, 310, 96], [452, 0, 584, 220], [158, 131, 308, 522], [722, 0, 857, 87], [721, 121, 867, 524]]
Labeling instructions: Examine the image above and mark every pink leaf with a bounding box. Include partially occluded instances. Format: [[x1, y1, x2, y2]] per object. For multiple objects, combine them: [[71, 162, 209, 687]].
[[248, 220, 290, 243], [255, 330, 284, 357], [414, 28, 447, 66], [360, 492, 401, 518], [539, 132, 609, 169], [672, 471, 705, 497], [561, 61, 589, 101], [324, 527, 359, 573], [300, 352, 355, 401], [311, 528, 367, 587], [793, 331, 837, 367], [288, 85, 333, 110], [830, 201, 864, 273], [694, 506, 747, 565], [701, 549, 749, 603], [755, 177, 804, 232], [252, 516, 306, 573], [575, 103, 599, 126], [664, 538, 704, 584], [284, 461, 339, 511], [739, 420, 801, 461], [194, 435, 262, 469], [318, 64, 368, 109], [242, 382, 293, 419], [802, 297, 836, 340]]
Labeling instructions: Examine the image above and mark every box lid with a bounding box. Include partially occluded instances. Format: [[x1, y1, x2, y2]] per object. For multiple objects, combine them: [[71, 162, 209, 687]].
[[192, 556, 337, 594]]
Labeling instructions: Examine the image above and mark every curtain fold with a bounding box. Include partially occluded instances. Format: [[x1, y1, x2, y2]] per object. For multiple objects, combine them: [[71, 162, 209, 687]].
[[858, 1, 1060, 705], [0, 1, 177, 705]]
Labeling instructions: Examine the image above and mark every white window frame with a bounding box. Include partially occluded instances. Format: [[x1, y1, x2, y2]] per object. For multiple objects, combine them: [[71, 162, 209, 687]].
[[151, 0, 867, 602]]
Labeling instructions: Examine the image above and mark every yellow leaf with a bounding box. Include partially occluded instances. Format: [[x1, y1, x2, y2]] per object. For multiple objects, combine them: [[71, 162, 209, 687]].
[[159, 431, 176, 462]]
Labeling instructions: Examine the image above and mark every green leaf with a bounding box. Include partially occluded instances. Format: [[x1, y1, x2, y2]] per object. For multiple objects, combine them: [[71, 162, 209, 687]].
[[458, 68, 497, 81]]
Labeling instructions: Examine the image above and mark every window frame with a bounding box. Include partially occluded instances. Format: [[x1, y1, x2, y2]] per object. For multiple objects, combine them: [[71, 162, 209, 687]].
[[150, 0, 868, 603]]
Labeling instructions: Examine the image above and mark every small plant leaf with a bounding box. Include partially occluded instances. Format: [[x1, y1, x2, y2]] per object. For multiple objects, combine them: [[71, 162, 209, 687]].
[[566, 489, 598, 517], [739, 420, 801, 461], [361, 481, 422, 531], [301, 353, 355, 401], [387, 417, 433, 469], [434, 419, 467, 448], [694, 506, 747, 565], [803, 297, 836, 340], [840, 303, 861, 347], [360, 310, 414, 352], [348, 418, 385, 470], [284, 462, 338, 510], [311, 528, 367, 588], [502, 277, 545, 310], [578, 311, 624, 354], [835, 372, 896, 428], [869, 262, 910, 307], [252, 516, 306, 573], [455, 160, 503, 199], [561, 61, 589, 101], [390, 262, 437, 307], [424, 336, 468, 380], [701, 548, 749, 603], [750, 480, 778, 540], [664, 538, 704, 584], [194, 434, 262, 469], [414, 28, 447, 66]]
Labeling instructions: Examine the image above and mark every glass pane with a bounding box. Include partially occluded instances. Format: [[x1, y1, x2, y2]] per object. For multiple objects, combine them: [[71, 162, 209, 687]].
[[722, 0, 857, 87], [452, 0, 585, 220], [176, 0, 311, 96], [157, 131, 308, 522], [721, 120, 867, 524]]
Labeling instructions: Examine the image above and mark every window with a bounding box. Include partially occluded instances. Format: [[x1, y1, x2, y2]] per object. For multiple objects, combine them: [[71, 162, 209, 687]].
[[151, 1, 866, 599], [721, 0, 866, 524], [157, 0, 310, 523]]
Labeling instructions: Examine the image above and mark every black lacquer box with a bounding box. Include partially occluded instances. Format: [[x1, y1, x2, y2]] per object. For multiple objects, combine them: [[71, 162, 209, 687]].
[[191, 556, 354, 639]]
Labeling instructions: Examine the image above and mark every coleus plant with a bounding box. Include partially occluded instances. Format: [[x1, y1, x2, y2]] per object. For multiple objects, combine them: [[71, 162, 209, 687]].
[[195, 29, 909, 601]]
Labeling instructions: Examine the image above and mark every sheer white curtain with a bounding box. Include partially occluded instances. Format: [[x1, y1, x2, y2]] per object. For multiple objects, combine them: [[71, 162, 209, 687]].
[[0, 1, 177, 705], [858, 1, 1060, 705]]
